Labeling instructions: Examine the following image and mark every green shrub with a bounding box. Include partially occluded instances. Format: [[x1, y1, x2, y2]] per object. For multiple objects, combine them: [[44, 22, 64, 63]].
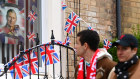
[[132, 24, 140, 58]]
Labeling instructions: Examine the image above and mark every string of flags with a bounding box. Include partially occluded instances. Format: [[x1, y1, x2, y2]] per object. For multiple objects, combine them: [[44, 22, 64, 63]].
[[27, 10, 37, 24], [27, 32, 36, 42], [3, 37, 71, 79], [62, 1, 112, 50]]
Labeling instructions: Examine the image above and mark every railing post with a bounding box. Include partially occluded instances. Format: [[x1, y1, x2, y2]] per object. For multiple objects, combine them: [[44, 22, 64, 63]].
[[66, 33, 69, 79], [59, 46, 64, 79], [4, 57, 7, 79], [35, 33, 40, 79], [51, 30, 55, 79], [20, 42, 24, 79]]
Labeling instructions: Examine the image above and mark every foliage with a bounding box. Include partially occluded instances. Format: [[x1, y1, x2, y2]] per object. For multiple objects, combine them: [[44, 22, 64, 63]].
[[132, 24, 140, 58]]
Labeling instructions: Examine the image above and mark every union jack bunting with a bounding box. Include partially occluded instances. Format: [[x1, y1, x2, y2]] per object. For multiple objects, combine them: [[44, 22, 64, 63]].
[[64, 12, 81, 34], [27, 32, 36, 42], [54, 40, 63, 44], [63, 36, 71, 45], [88, 26, 94, 31], [8, 50, 38, 79], [8, 55, 26, 79], [40, 45, 59, 65], [62, 1, 67, 10], [22, 50, 38, 75], [27, 10, 37, 24], [103, 39, 112, 50]]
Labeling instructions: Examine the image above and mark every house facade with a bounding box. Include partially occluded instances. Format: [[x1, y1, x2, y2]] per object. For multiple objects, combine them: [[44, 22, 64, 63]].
[[0, 0, 139, 79]]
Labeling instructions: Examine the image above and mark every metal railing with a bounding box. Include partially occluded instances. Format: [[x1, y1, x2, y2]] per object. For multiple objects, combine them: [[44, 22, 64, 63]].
[[0, 30, 76, 79]]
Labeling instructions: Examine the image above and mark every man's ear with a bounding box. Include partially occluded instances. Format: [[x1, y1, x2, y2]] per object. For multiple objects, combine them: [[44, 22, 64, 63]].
[[84, 42, 88, 50], [132, 48, 138, 55]]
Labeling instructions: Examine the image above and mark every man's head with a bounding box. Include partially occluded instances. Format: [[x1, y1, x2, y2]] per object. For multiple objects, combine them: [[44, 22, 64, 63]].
[[112, 34, 138, 62], [75, 30, 100, 57], [6, 9, 17, 27]]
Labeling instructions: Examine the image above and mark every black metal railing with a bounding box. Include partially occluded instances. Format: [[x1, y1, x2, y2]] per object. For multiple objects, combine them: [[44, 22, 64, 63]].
[[0, 30, 76, 79]]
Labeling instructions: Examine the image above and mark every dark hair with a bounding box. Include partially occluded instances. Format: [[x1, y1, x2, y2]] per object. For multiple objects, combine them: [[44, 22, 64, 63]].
[[77, 30, 100, 51], [6, 9, 16, 18]]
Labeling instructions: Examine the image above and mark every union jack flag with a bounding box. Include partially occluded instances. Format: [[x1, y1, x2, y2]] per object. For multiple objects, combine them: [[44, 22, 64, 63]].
[[8, 55, 26, 79], [63, 36, 71, 45], [103, 39, 112, 50], [27, 32, 36, 42], [54, 40, 63, 44], [64, 12, 81, 35], [62, 1, 67, 10], [22, 50, 38, 75], [27, 10, 37, 24], [40, 45, 59, 65], [8, 50, 38, 79], [88, 26, 94, 31]]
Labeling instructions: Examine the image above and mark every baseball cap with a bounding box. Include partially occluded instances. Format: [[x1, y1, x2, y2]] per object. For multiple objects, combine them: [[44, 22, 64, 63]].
[[112, 34, 138, 48]]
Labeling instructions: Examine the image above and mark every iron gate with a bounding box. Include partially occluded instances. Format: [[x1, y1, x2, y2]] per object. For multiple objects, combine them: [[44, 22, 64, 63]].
[[0, 31, 77, 79]]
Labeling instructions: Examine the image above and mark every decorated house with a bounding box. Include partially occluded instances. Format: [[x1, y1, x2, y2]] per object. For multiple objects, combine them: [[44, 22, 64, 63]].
[[0, 0, 139, 79]]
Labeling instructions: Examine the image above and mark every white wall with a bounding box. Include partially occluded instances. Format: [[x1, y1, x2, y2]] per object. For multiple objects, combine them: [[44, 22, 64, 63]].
[[41, 0, 67, 78], [41, 0, 62, 43]]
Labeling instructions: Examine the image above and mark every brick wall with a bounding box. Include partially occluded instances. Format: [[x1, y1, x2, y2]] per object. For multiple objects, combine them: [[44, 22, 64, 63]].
[[64, 0, 116, 78], [121, 0, 140, 34]]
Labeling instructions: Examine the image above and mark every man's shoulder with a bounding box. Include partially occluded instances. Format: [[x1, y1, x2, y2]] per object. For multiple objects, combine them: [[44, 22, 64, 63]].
[[97, 57, 116, 67]]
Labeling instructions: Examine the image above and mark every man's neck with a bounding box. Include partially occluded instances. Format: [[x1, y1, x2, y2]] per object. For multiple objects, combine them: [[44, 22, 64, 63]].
[[83, 49, 95, 63]]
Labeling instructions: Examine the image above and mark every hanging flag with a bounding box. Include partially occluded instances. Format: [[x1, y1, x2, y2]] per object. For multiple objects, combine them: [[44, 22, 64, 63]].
[[27, 10, 37, 24], [62, 1, 67, 10], [88, 26, 94, 31], [54, 40, 63, 44], [63, 36, 71, 45], [8, 55, 26, 79], [64, 12, 81, 34], [22, 50, 38, 75], [27, 32, 36, 42], [103, 39, 112, 50], [30, 0, 37, 8], [8, 50, 38, 79], [40, 45, 59, 65]]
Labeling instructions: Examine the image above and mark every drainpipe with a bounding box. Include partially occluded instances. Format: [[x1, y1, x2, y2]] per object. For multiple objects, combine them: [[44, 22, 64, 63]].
[[116, 0, 121, 38]]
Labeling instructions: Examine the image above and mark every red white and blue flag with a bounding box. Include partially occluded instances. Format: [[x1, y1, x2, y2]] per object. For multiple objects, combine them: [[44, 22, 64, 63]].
[[63, 36, 71, 45], [27, 10, 37, 24], [62, 1, 67, 10], [27, 32, 36, 42], [22, 50, 38, 75], [64, 12, 81, 35], [103, 39, 112, 50], [8, 54, 27, 79], [88, 26, 94, 31], [40, 45, 59, 65], [8, 50, 38, 79]]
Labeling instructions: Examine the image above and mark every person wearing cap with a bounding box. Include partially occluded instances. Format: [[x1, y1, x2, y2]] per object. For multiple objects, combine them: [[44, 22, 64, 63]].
[[75, 30, 116, 79], [108, 34, 139, 79]]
